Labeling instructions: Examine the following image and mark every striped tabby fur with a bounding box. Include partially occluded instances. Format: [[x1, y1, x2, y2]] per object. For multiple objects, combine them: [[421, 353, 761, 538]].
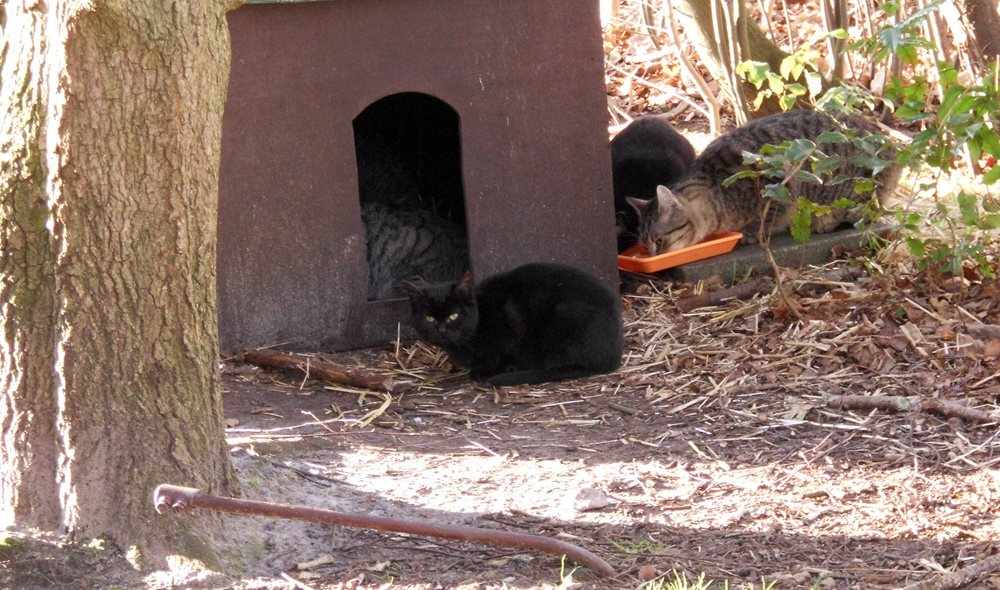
[[628, 110, 901, 254], [362, 201, 468, 300]]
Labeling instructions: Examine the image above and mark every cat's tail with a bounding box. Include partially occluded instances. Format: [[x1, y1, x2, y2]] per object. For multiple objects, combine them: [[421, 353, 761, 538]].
[[483, 365, 617, 387]]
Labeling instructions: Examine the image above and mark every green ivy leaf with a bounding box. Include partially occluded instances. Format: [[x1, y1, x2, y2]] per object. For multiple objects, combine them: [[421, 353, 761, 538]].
[[814, 155, 844, 176], [896, 102, 925, 121], [805, 71, 824, 98], [938, 61, 958, 88], [785, 139, 816, 161], [984, 165, 1000, 185], [831, 198, 858, 209], [816, 131, 847, 144], [854, 178, 877, 193], [766, 183, 792, 204], [766, 72, 785, 94], [791, 201, 814, 242], [737, 61, 771, 88], [723, 169, 760, 187], [785, 83, 807, 97], [897, 44, 919, 65], [957, 192, 980, 226], [794, 170, 824, 185], [905, 237, 926, 257], [978, 213, 1000, 230], [979, 128, 1000, 157], [779, 55, 796, 79]]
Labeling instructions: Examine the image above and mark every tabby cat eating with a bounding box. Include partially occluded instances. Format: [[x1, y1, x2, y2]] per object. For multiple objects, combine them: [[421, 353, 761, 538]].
[[627, 109, 900, 255], [403, 263, 624, 386]]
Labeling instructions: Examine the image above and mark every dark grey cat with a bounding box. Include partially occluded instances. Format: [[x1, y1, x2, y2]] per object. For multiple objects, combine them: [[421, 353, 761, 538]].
[[362, 201, 468, 300], [403, 263, 624, 386], [628, 109, 901, 255], [611, 115, 697, 251], [354, 132, 422, 211]]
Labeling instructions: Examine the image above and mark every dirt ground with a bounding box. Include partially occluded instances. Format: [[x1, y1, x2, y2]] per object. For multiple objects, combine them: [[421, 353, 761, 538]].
[[123, 262, 1000, 590], [204, 264, 1000, 590], [3, 2, 999, 589], [2, 259, 998, 590]]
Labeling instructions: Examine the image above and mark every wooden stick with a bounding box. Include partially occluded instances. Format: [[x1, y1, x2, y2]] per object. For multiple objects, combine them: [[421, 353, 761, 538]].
[[676, 277, 774, 312], [239, 349, 410, 394], [826, 394, 998, 424], [154, 484, 616, 577], [899, 552, 1000, 590], [967, 323, 1000, 340], [675, 266, 865, 312]]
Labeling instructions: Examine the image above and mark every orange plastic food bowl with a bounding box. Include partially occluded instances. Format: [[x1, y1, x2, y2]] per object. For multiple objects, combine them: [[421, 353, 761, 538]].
[[617, 232, 743, 273]]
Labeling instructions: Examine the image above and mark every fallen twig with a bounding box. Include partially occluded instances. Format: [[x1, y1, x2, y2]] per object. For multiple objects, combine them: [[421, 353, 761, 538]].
[[674, 265, 865, 312], [154, 484, 616, 577], [240, 349, 410, 394], [826, 394, 998, 424], [676, 277, 774, 312], [899, 552, 1000, 590]]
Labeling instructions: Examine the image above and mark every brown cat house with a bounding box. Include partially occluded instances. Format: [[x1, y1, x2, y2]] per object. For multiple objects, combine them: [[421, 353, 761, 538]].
[[217, 0, 617, 352]]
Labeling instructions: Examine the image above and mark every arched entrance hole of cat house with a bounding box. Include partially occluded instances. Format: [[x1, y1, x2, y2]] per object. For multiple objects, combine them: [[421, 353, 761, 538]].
[[353, 93, 470, 301]]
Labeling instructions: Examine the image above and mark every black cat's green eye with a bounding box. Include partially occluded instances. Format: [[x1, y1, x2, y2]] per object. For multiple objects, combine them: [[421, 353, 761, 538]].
[[447, 312, 459, 322], [425, 316, 436, 324]]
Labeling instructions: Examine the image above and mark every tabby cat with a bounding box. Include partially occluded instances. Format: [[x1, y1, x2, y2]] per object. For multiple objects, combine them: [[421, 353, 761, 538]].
[[627, 109, 900, 255], [611, 115, 697, 251], [403, 263, 624, 386], [355, 133, 469, 300], [362, 201, 468, 300]]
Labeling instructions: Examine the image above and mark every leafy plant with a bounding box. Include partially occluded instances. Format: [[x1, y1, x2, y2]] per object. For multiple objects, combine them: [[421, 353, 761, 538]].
[[723, 120, 894, 245], [0, 533, 25, 560], [736, 0, 1000, 281], [557, 554, 579, 588], [608, 536, 666, 556], [849, 0, 943, 66], [895, 192, 1000, 278], [851, 1, 1000, 278], [641, 569, 777, 590], [736, 30, 834, 111], [886, 63, 1000, 181]]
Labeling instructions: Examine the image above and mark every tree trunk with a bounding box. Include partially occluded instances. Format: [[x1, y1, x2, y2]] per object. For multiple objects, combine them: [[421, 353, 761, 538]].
[[1, 0, 238, 568], [669, 0, 751, 122], [669, 0, 816, 117], [821, 0, 849, 80], [960, 0, 1000, 61]]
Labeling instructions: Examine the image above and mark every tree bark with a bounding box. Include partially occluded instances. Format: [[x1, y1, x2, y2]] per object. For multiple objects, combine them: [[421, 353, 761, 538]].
[[960, 0, 1000, 61], [669, 0, 752, 122], [1, 0, 239, 568], [669, 0, 818, 117]]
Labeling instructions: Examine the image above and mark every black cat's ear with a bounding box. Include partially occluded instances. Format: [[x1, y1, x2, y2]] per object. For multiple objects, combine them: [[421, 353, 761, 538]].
[[626, 196, 652, 215], [455, 271, 475, 297]]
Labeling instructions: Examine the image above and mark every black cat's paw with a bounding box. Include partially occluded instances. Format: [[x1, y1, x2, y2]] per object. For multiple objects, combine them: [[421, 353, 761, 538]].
[[471, 362, 515, 383], [468, 367, 496, 382]]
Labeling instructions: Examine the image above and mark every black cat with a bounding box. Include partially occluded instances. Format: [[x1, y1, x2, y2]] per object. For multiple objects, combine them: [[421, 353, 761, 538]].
[[403, 263, 624, 386], [611, 115, 696, 251]]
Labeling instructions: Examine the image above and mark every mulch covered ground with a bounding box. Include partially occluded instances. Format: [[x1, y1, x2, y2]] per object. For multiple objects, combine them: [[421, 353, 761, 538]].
[[207, 256, 999, 590]]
